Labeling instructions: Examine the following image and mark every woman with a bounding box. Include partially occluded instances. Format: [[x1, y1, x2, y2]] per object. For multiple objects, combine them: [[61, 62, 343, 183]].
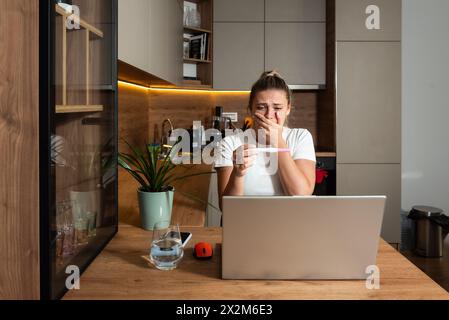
[[214, 71, 316, 207]]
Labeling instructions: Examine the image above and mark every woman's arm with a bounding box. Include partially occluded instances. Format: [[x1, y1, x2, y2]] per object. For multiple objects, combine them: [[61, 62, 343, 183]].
[[217, 167, 243, 210], [276, 139, 316, 196], [216, 144, 257, 209]]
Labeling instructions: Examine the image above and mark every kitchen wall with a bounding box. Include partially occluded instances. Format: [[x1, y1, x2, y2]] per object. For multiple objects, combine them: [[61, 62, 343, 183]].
[[118, 81, 333, 224], [118, 82, 320, 147], [402, 0, 449, 214], [147, 90, 319, 146]]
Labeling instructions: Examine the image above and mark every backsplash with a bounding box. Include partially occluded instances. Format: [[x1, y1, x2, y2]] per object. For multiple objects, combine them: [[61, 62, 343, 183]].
[[119, 82, 320, 150], [148, 89, 318, 146]]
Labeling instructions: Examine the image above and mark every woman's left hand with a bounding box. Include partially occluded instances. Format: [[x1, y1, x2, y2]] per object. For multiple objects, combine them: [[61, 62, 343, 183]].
[[254, 112, 284, 147]]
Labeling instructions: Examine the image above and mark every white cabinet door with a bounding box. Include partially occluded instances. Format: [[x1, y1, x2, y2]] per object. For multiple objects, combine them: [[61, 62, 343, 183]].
[[214, 0, 264, 22], [265, 0, 326, 22], [118, 0, 150, 72], [118, 0, 183, 85], [213, 23, 264, 90], [337, 164, 401, 244], [147, 0, 183, 85], [336, 41, 401, 164], [265, 23, 326, 86]]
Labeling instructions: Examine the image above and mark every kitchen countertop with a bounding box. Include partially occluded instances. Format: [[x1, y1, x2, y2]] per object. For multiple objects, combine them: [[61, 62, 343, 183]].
[[63, 224, 449, 300], [315, 152, 336, 158]]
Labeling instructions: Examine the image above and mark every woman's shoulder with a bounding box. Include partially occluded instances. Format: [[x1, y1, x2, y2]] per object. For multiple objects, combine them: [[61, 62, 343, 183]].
[[284, 127, 316, 162], [284, 127, 313, 141]]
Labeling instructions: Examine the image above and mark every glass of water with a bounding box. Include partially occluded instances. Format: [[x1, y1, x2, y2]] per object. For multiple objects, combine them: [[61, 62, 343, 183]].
[[149, 221, 184, 271]]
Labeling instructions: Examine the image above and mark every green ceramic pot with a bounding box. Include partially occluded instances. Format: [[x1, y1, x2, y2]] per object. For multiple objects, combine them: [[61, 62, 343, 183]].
[[137, 188, 174, 230]]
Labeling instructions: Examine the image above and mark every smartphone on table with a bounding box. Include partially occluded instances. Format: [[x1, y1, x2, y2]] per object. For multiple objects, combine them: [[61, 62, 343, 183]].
[[168, 231, 192, 247]]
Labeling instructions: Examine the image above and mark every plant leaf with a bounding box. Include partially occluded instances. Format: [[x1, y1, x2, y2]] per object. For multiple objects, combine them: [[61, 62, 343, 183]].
[[122, 139, 152, 182], [118, 153, 148, 181], [118, 157, 148, 188]]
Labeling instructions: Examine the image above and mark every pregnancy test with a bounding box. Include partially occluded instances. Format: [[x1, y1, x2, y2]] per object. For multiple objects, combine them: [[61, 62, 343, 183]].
[[256, 148, 290, 153]]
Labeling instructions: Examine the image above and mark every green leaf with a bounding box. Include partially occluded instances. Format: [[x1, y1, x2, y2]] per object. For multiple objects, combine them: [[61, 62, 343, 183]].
[[146, 144, 158, 180], [122, 139, 151, 179], [118, 158, 148, 188], [118, 138, 215, 193], [118, 153, 149, 182]]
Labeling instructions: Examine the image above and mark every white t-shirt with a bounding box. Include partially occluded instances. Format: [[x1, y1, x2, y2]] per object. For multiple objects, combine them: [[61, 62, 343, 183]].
[[214, 128, 316, 195]]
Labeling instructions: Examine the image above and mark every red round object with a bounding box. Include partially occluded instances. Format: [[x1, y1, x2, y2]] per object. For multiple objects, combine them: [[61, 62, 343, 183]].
[[193, 242, 213, 259]]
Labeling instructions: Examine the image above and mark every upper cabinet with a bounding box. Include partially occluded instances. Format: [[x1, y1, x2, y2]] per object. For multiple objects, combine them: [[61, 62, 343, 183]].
[[213, 0, 326, 90], [118, 0, 183, 85], [265, 0, 326, 22], [265, 23, 326, 87], [214, 0, 264, 22], [118, 0, 150, 73], [336, 42, 401, 164], [213, 23, 264, 90], [336, 0, 401, 41]]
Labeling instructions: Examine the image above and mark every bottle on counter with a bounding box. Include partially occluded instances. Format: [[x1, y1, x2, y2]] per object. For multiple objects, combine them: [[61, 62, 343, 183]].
[[213, 106, 223, 130]]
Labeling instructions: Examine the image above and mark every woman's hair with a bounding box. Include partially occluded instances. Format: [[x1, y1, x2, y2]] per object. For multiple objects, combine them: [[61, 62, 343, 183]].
[[248, 70, 292, 110]]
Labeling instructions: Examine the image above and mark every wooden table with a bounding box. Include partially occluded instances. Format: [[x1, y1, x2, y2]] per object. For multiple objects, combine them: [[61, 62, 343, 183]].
[[63, 224, 449, 300], [401, 235, 449, 292]]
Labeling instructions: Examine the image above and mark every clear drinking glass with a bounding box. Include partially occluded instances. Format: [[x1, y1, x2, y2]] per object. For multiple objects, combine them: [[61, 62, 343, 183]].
[[86, 211, 97, 237], [74, 213, 89, 246], [149, 221, 184, 271], [56, 200, 76, 258]]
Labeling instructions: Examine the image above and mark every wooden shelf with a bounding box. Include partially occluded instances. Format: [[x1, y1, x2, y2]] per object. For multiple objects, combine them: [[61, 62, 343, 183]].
[[55, 4, 105, 110], [55, 4, 104, 39], [182, 0, 213, 87], [184, 58, 212, 64], [183, 26, 211, 34], [56, 105, 104, 114]]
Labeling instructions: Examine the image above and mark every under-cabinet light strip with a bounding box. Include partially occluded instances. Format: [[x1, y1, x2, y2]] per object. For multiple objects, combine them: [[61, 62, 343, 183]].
[[118, 80, 250, 94]]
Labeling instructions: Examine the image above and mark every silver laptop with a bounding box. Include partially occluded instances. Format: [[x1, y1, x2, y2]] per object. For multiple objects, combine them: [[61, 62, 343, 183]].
[[222, 196, 386, 280]]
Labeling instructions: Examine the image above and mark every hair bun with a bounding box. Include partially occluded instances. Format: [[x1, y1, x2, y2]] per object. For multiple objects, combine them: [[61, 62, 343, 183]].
[[264, 70, 282, 78]]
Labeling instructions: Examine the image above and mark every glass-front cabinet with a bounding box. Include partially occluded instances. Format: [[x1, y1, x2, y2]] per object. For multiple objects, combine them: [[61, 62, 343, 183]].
[[41, 0, 118, 299]]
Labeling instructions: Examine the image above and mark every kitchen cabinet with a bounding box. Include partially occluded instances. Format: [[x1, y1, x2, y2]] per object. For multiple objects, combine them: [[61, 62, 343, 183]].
[[265, 0, 326, 22], [335, 0, 401, 244], [0, 0, 119, 300], [336, 41, 401, 164], [118, 0, 150, 73], [213, 22, 265, 90], [337, 164, 401, 244], [42, 0, 119, 299], [214, 0, 264, 22], [1, 0, 40, 299], [265, 22, 326, 86], [118, 0, 183, 85], [213, 0, 326, 90], [336, 0, 401, 41]]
